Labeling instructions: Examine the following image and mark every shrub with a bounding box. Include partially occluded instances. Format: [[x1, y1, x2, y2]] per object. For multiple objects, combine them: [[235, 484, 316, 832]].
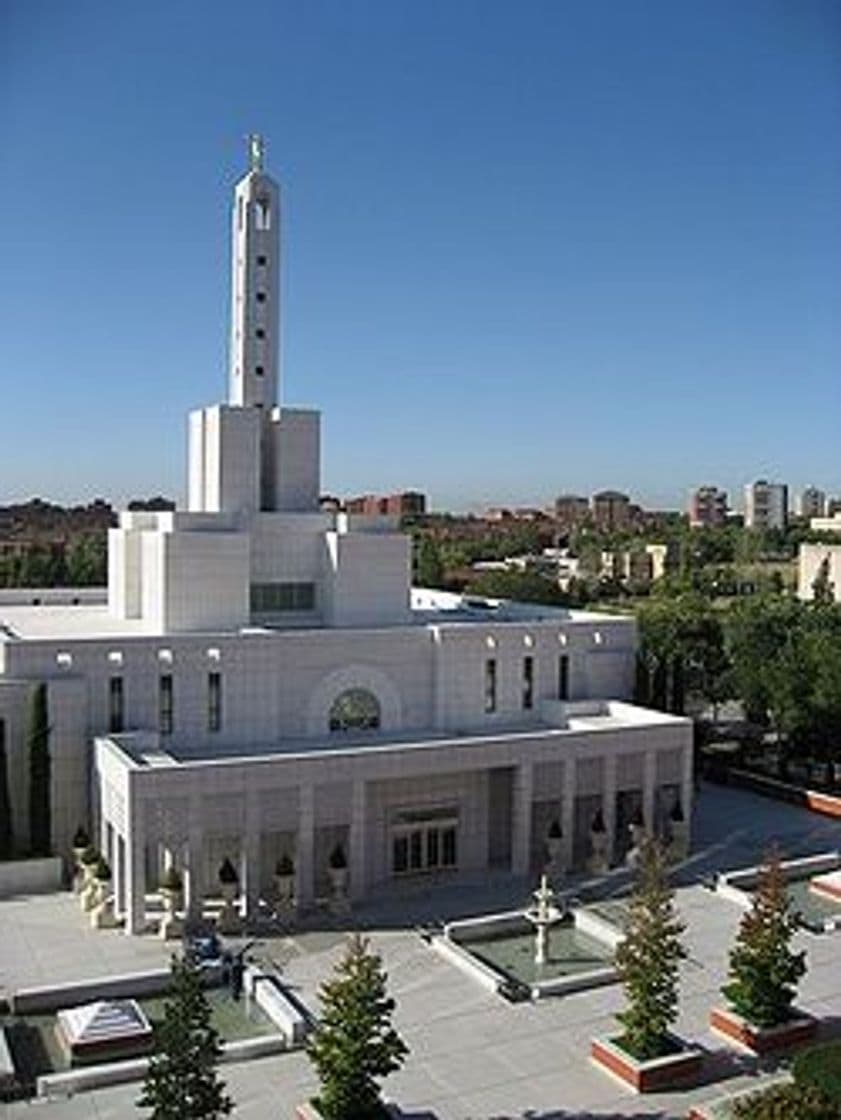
[[159, 866, 183, 893], [328, 844, 347, 870], [217, 858, 239, 885], [80, 844, 99, 866], [793, 1041, 841, 1104], [732, 1081, 841, 1119], [94, 856, 111, 881], [275, 853, 294, 877], [72, 825, 90, 849]]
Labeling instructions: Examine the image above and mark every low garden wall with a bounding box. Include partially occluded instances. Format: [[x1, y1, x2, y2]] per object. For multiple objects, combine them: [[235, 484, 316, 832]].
[[0, 857, 63, 899], [12, 964, 222, 1014], [244, 966, 309, 1045], [726, 768, 841, 819]]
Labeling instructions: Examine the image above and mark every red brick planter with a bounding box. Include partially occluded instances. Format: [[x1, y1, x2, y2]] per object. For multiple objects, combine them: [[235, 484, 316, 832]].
[[709, 1006, 817, 1055], [810, 871, 841, 902], [590, 1035, 703, 1093]]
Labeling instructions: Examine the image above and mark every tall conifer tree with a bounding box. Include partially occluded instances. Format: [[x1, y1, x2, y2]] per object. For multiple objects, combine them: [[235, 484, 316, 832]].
[[308, 933, 408, 1120], [28, 682, 51, 856], [138, 955, 232, 1120]]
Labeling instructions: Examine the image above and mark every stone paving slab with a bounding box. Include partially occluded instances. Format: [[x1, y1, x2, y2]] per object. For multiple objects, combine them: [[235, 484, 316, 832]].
[[2, 784, 841, 1118]]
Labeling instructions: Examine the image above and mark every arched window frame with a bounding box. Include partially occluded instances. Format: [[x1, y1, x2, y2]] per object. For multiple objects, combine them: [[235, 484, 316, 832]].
[[329, 688, 381, 733]]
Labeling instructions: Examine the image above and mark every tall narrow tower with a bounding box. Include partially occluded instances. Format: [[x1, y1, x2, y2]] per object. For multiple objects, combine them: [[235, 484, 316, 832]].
[[229, 134, 280, 410]]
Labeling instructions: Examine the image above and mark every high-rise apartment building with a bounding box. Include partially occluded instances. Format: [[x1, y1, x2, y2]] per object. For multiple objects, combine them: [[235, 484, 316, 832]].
[[797, 487, 827, 520], [591, 491, 631, 532], [744, 480, 788, 531], [688, 486, 728, 528], [553, 494, 589, 528]]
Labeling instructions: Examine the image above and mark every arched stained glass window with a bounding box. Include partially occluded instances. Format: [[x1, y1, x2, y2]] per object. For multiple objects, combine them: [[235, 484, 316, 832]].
[[329, 689, 381, 733]]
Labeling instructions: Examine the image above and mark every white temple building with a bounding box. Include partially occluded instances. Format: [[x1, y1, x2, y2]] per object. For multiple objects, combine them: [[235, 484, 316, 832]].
[[0, 138, 693, 933]]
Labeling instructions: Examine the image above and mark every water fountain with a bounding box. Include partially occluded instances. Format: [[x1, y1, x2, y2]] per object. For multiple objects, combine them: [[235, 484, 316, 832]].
[[524, 874, 564, 967]]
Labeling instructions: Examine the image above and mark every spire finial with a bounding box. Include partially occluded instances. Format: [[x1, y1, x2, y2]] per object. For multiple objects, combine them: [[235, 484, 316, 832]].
[[248, 133, 264, 173]]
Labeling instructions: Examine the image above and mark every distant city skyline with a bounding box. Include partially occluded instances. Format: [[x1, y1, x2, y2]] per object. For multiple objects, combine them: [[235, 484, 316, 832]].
[[2, 1, 839, 511]]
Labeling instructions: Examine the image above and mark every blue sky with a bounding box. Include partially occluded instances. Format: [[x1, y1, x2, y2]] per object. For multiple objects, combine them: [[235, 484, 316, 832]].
[[1, 1, 839, 512]]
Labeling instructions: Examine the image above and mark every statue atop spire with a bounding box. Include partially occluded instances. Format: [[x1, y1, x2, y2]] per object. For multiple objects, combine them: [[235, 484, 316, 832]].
[[248, 133, 265, 173]]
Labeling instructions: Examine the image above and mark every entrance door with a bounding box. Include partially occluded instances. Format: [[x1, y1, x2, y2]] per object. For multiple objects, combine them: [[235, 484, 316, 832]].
[[391, 809, 458, 876]]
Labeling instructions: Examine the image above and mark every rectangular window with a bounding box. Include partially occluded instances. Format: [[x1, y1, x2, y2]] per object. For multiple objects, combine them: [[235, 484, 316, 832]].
[[484, 658, 497, 714], [441, 827, 457, 867], [108, 676, 124, 734], [159, 674, 173, 736], [522, 656, 534, 710], [250, 582, 316, 613], [558, 654, 570, 700], [208, 672, 222, 733]]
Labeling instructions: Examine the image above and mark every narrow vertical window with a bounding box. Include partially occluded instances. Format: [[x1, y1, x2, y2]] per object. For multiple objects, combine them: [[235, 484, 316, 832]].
[[159, 674, 173, 736], [255, 197, 271, 230], [558, 654, 569, 701], [108, 676, 124, 734], [484, 658, 497, 714], [208, 672, 222, 733], [522, 656, 534, 710]]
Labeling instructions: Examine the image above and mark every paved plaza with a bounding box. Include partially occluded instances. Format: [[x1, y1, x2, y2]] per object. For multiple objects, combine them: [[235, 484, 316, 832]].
[[2, 783, 840, 1119]]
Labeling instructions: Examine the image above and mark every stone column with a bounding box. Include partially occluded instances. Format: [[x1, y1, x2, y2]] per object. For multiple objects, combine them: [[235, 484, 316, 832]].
[[643, 750, 657, 834], [561, 756, 576, 871], [603, 754, 617, 863], [125, 806, 146, 936], [185, 795, 206, 923], [349, 780, 367, 903], [114, 833, 126, 917], [511, 762, 534, 876], [681, 736, 694, 845], [242, 786, 262, 923], [296, 783, 315, 908]]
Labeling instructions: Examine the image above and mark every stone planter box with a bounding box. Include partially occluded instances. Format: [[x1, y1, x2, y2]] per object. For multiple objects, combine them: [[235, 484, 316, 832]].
[[296, 1101, 396, 1120], [590, 1034, 702, 1093], [709, 1006, 817, 1055]]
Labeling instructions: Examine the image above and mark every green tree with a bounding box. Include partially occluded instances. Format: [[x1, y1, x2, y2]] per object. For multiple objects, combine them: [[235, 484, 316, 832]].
[[615, 838, 686, 1060], [811, 555, 835, 606], [414, 536, 444, 588], [466, 569, 567, 606], [732, 1082, 840, 1120], [722, 849, 806, 1029], [0, 719, 13, 859], [308, 933, 408, 1120], [28, 682, 51, 856], [65, 533, 107, 586], [137, 955, 232, 1120]]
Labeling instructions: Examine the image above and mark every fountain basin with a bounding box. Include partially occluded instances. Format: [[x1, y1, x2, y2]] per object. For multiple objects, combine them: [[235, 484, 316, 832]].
[[434, 906, 622, 1000], [715, 851, 841, 933]]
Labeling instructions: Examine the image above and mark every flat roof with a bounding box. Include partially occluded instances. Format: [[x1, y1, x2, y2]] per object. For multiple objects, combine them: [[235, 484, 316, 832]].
[[0, 597, 632, 644], [103, 701, 685, 771]]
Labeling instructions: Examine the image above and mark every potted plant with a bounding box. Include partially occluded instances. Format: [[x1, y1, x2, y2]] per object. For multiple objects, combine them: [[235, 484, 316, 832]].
[[546, 819, 563, 868], [591, 837, 701, 1092], [668, 799, 689, 861], [588, 808, 609, 874], [711, 849, 814, 1054], [71, 826, 91, 892], [159, 865, 183, 909], [158, 865, 184, 940], [274, 853, 296, 904], [328, 844, 348, 895], [72, 825, 90, 864], [628, 805, 646, 847], [79, 844, 101, 910], [218, 857, 239, 903]]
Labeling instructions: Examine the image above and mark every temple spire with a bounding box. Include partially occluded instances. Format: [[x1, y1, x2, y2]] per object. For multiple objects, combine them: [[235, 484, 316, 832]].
[[248, 133, 265, 173]]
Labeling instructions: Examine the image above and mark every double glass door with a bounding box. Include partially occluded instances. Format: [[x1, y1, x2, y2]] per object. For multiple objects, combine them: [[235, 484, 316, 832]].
[[391, 811, 457, 876]]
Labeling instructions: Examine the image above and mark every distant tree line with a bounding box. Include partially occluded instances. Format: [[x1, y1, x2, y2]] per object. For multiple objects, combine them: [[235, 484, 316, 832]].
[[0, 533, 107, 588]]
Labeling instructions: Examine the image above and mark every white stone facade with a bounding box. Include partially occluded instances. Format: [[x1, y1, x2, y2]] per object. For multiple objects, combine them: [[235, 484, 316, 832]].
[[0, 139, 694, 928]]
